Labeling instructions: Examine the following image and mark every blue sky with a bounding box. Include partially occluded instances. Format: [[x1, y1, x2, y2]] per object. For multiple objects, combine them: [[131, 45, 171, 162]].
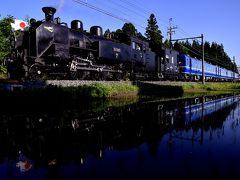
[[1, 0, 239, 65]]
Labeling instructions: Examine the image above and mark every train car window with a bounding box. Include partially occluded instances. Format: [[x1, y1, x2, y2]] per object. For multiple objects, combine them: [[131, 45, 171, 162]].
[[166, 55, 169, 63], [132, 42, 136, 50], [132, 42, 142, 51]]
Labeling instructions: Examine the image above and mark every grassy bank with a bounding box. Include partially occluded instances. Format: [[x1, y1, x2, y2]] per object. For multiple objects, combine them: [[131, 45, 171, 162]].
[[73, 82, 240, 98], [181, 83, 240, 93], [0, 73, 7, 79], [2, 81, 240, 100], [58, 82, 139, 98]]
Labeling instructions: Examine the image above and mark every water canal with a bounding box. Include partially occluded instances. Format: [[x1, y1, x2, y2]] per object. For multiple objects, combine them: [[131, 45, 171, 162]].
[[1, 94, 240, 179]]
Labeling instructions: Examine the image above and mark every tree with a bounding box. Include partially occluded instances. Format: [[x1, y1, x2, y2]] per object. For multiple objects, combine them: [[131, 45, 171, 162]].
[[136, 32, 146, 41], [204, 41, 211, 62], [104, 29, 111, 38], [188, 40, 201, 59], [210, 42, 218, 59], [173, 41, 180, 52], [0, 15, 14, 75], [145, 14, 163, 54], [121, 23, 137, 36], [207, 42, 236, 70], [181, 40, 191, 55], [163, 39, 171, 49], [172, 41, 188, 54]]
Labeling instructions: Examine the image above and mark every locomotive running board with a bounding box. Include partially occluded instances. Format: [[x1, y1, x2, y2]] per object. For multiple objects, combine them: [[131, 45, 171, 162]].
[[74, 67, 122, 73], [71, 58, 122, 73]]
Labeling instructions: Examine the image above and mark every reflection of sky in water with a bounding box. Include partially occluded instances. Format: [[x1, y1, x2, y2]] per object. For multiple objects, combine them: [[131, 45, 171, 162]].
[[0, 95, 240, 179]]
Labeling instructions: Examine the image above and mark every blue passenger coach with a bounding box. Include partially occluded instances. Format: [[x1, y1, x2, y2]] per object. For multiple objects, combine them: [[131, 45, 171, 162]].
[[178, 54, 236, 81]]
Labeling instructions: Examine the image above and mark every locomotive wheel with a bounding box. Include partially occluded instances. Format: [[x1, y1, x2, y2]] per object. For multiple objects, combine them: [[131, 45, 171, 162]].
[[113, 72, 122, 81], [70, 70, 91, 80], [28, 63, 46, 80], [70, 70, 80, 80], [91, 71, 108, 80]]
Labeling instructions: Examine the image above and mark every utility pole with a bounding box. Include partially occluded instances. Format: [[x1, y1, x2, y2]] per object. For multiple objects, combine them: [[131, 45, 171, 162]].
[[233, 56, 236, 82], [167, 18, 177, 48], [201, 34, 205, 84], [233, 56, 236, 71]]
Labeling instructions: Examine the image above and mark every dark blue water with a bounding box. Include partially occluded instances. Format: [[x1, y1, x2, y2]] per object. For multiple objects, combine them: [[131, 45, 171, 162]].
[[1, 95, 240, 179]]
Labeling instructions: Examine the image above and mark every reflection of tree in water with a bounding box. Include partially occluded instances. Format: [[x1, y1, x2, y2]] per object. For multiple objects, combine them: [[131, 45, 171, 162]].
[[0, 95, 238, 170]]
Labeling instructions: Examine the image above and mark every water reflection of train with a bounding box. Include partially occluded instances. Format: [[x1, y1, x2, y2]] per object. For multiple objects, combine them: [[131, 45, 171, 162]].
[[182, 96, 239, 125], [0, 95, 239, 175]]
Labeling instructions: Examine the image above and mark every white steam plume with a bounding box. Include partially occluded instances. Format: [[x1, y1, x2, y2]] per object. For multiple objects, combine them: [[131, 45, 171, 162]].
[[57, 0, 64, 13]]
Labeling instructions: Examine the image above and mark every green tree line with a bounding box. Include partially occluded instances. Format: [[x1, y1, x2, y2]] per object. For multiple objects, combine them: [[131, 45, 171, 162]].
[[0, 15, 13, 77], [104, 14, 237, 72], [164, 39, 237, 72]]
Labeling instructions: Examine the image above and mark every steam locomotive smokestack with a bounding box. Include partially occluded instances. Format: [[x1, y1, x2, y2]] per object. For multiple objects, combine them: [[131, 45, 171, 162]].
[[42, 7, 56, 22]]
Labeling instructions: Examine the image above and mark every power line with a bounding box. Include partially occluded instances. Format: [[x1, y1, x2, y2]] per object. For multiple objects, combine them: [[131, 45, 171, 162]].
[[122, 0, 170, 26], [92, 0, 153, 29], [91, 0, 130, 17], [106, 0, 169, 29], [73, 0, 129, 22], [119, 0, 152, 15], [73, 0, 162, 33], [177, 42, 234, 68], [112, 0, 149, 20]]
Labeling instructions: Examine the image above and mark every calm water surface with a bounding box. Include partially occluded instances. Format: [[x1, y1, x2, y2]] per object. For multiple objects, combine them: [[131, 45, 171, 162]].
[[1, 95, 240, 179]]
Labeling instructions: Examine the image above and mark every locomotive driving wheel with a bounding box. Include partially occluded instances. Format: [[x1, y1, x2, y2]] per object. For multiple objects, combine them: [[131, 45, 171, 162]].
[[28, 63, 46, 80]]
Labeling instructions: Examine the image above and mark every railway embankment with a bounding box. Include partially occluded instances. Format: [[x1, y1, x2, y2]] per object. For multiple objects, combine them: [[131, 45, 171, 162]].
[[1, 80, 240, 99]]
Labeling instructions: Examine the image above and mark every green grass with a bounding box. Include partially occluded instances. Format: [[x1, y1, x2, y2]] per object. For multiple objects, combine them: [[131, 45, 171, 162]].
[[181, 82, 240, 92], [63, 82, 139, 98], [70, 82, 240, 98], [0, 73, 7, 79]]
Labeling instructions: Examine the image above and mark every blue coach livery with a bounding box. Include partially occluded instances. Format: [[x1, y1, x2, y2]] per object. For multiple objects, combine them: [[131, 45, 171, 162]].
[[178, 54, 237, 81]]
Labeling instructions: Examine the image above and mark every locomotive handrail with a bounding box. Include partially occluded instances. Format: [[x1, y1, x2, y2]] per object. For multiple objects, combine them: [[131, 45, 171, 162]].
[[75, 57, 93, 66]]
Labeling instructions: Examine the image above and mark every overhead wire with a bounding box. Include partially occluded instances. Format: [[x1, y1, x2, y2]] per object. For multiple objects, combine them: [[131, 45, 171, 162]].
[[120, 0, 170, 26], [90, 0, 130, 17], [178, 43, 233, 68], [74, 0, 169, 31], [108, 0, 149, 20], [73, 0, 161, 33], [172, 27, 235, 69], [73, 0, 233, 69], [119, 0, 153, 15], [73, 0, 130, 24]]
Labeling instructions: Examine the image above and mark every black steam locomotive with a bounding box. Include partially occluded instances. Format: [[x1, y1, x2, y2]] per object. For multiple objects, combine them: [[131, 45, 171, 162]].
[[8, 7, 180, 80]]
